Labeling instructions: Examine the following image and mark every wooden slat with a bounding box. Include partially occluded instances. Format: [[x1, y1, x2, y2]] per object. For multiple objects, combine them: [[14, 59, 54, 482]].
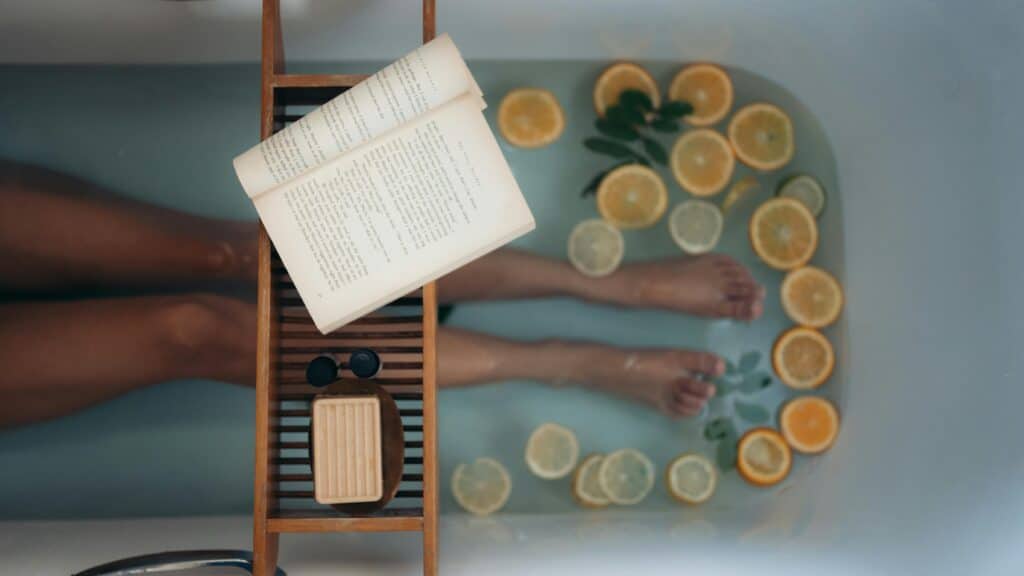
[[270, 507, 423, 519], [267, 516, 422, 534], [274, 490, 421, 500], [273, 73, 368, 88]]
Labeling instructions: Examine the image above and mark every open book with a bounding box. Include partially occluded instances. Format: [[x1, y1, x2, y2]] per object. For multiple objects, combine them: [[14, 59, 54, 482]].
[[233, 34, 535, 334]]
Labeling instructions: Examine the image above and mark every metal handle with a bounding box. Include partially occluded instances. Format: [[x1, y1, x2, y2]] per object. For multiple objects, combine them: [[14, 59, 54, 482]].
[[71, 549, 285, 576]]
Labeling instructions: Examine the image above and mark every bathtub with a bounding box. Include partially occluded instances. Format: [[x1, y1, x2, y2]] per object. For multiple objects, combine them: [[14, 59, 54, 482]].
[[0, 0, 1022, 574]]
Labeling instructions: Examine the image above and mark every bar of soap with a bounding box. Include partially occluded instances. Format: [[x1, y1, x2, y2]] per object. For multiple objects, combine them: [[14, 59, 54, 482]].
[[311, 396, 383, 504]]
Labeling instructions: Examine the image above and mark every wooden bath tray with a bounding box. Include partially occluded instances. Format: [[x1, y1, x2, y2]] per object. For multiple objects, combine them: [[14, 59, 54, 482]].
[[252, 1, 439, 574]]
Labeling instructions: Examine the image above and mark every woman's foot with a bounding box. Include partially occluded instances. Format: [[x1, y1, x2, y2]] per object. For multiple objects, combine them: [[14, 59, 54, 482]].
[[550, 343, 723, 417], [595, 254, 765, 321]]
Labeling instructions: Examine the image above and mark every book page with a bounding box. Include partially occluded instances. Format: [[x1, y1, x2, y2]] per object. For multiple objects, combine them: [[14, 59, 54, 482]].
[[254, 93, 534, 333], [233, 33, 483, 199]]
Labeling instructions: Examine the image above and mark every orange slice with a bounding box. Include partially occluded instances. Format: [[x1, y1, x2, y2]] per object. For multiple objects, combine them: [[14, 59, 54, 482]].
[[597, 164, 668, 229], [781, 266, 844, 328], [666, 453, 717, 505], [780, 396, 840, 454], [772, 327, 834, 390], [721, 175, 761, 214], [736, 428, 792, 487], [670, 129, 735, 197], [728, 103, 795, 171], [749, 197, 818, 270], [497, 88, 565, 148], [668, 64, 734, 126], [593, 62, 661, 117]]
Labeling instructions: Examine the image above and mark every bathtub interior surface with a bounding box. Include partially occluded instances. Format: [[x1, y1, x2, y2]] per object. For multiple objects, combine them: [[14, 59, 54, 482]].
[[1, 0, 1023, 572]]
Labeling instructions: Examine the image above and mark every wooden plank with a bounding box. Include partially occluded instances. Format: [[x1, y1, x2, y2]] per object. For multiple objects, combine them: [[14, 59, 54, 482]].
[[255, 1, 284, 574], [273, 73, 368, 88], [267, 516, 422, 534]]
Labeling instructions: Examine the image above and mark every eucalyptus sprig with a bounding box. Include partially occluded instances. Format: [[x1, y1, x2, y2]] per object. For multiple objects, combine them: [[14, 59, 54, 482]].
[[702, 350, 775, 471], [581, 89, 694, 197]]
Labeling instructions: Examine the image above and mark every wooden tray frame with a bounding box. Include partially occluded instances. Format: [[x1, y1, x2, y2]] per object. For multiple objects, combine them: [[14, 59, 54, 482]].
[[252, 2, 439, 574]]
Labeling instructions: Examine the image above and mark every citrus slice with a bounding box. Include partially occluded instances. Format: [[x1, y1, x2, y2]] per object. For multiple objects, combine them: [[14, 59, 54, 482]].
[[771, 327, 834, 390], [497, 88, 565, 149], [572, 454, 610, 509], [668, 200, 723, 255], [598, 448, 655, 505], [736, 428, 792, 487], [728, 103, 795, 171], [780, 266, 844, 328], [777, 174, 826, 217], [593, 62, 661, 117], [666, 453, 717, 505], [780, 396, 840, 454], [748, 197, 818, 270], [596, 164, 668, 228], [721, 175, 761, 214], [567, 219, 624, 278], [668, 64, 734, 126], [670, 129, 735, 197], [451, 457, 511, 516], [525, 422, 580, 480]]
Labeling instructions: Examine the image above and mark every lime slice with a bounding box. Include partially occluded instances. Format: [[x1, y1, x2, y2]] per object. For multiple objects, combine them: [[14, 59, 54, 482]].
[[721, 175, 761, 214], [568, 219, 625, 277], [451, 457, 511, 516], [525, 423, 580, 480], [572, 454, 610, 508], [668, 200, 724, 254], [666, 453, 717, 505], [777, 174, 826, 217], [598, 448, 655, 505]]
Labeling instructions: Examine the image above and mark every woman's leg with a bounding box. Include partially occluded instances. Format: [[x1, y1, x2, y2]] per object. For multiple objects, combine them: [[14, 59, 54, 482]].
[[0, 160, 257, 295], [438, 327, 721, 418], [437, 248, 766, 321], [0, 293, 254, 428]]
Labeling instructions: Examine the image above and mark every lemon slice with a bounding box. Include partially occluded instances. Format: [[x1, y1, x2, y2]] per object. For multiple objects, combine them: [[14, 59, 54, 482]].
[[670, 129, 735, 197], [567, 219, 625, 277], [748, 197, 818, 270], [593, 62, 661, 117], [777, 174, 826, 217], [721, 175, 761, 214], [728, 103, 795, 171], [668, 64, 734, 126], [780, 266, 844, 328], [598, 448, 655, 505], [771, 326, 834, 390], [666, 453, 717, 505], [525, 423, 580, 480], [597, 164, 669, 229], [737, 428, 792, 487], [668, 199, 723, 255], [780, 396, 840, 454], [572, 454, 610, 509], [497, 88, 565, 148], [451, 457, 511, 516]]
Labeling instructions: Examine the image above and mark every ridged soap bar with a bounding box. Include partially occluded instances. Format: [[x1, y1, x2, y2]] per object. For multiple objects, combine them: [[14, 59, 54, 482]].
[[311, 396, 383, 504]]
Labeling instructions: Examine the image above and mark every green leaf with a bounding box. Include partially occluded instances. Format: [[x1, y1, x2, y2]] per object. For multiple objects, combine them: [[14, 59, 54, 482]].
[[583, 137, 634, 158], [633, 155, 651, 167], [607, 104, 646, 126], [734, 400, 771, 424], [738, 351, 761, 373], [641, 136, 668, 165], [619, 89, 654, 112], [739, 371, 774, 394], [703, 417, 733, 441], [650, 117, 679, 133], [712, 378, 735, 397], [595, 118, 639, 141], [725, 359, 738, 375], [716, 436, 737, 470], [659, 100, 694, 118], [580, 171, 605, 198]]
